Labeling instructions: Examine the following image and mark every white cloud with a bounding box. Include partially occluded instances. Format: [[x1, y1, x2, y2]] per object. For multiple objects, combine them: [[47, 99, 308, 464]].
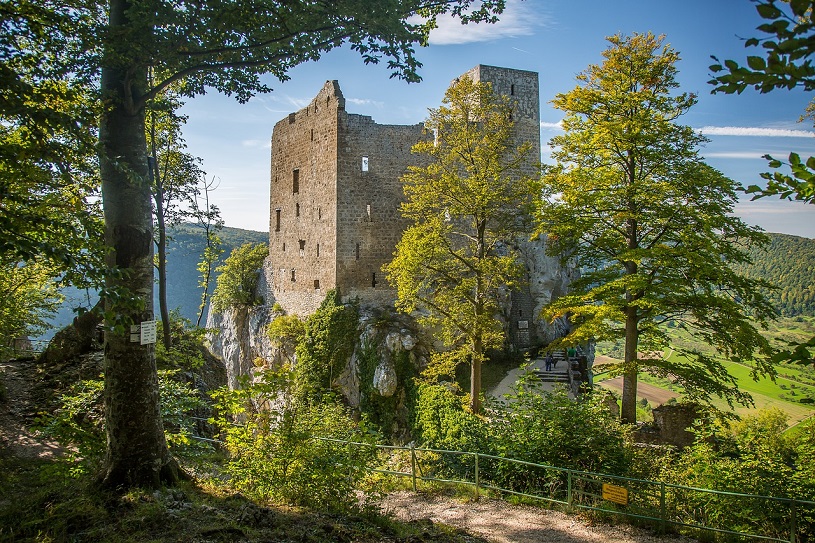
[[702, 151, 766, 159], [419, 0, 547, 45], [347, 98, 385, 108], [540, 120, 563, 130], [698, 125, 815, 138]]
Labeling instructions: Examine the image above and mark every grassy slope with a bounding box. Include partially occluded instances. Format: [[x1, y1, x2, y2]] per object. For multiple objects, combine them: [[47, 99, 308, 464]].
[[595, 316, 815, 426]]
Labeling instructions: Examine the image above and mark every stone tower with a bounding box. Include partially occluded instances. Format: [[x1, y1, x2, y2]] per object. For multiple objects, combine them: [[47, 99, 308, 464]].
[[268, 80, 428, 315], [267, 66, 568, 347]]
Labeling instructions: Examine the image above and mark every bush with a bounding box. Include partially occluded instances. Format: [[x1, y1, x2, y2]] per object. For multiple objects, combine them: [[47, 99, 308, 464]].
[[40, 371, 211, 476], [483, 370, 632, 494], [294, 289, 359, 404], [656, 409, 815, 541], [210, 243, 268, 313], [211, 367, 378, 510]]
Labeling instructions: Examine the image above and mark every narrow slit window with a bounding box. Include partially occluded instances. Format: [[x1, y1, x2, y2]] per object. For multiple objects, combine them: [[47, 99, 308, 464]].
[[316, 243, 320, 257], [296, 203, 300, 217], [292, 169, 299, 194], [355, 243, 360, 261], [282, 242, 286, 252], [371, 272, 377, 288], [314, 279, 320, 290], [291, 269, 296, 282], [275, 209, 281, 232], [299, 239, 305, 257], [310, 128, 314, 141], [510, 83, 515, 96]]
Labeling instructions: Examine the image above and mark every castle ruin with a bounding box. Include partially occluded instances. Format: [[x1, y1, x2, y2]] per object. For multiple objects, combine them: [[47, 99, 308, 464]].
[[267, 65, 561, 347], [208, 64, 577, 389]]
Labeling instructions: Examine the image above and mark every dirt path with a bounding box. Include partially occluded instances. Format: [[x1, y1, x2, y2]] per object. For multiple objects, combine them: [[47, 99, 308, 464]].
[[379, 491, 697, 543], [0, 358, 64, 459]]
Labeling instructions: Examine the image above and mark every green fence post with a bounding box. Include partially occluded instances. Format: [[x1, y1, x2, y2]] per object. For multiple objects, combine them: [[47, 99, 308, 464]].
[[410, 443, 417, 492], [660, 481, 667, 534], [474, 452, 480, 500], [790, 499, 797, 543], [567, 470, 573, 507]]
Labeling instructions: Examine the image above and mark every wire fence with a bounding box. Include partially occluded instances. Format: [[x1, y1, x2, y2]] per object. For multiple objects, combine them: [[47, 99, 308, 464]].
[[191, 424, 814, 543]]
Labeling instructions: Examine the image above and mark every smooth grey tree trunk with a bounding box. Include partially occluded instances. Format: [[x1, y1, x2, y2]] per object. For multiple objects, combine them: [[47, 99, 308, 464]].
[[97, 0, 179, 489]]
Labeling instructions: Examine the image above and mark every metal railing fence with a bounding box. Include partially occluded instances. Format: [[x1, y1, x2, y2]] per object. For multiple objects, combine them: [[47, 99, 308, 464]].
[[305, 436, 814, 543], [190, 417, 814, 543]]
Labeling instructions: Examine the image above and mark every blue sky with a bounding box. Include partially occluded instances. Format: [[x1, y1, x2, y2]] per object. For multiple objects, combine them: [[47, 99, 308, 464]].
[[180, 0, 815, 238]]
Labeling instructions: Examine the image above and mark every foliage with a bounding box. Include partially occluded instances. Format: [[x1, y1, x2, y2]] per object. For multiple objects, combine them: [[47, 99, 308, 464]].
[[414, 368, 633, 490], [730, 233, 815, 317], [294, 289, 360, 405], [211, 367, 378, 510], [40, 370, 211, 477], [267, 313, 306, 364], [0, 1, 104, 286], [655, 410, 815, 540], [710, 0, 815, 366], [0, 260, 63, 359], [210, 243, 269, 313], [385, 76, 540, 414], [539, 32, 776, 422], [490, 372, 632, 477]]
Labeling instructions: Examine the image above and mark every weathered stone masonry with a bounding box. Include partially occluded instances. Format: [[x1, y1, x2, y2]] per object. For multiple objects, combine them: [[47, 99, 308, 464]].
[[269, 80, 429, 316], [267, 65, 573, 350]]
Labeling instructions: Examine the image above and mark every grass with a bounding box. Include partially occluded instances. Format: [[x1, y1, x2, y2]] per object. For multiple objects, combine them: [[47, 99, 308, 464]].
[[594, 316, 815, 427]]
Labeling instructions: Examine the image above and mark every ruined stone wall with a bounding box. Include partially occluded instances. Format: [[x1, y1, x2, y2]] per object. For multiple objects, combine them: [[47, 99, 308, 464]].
[[268, 81, 342, 315], [335, 113, 429, 305]]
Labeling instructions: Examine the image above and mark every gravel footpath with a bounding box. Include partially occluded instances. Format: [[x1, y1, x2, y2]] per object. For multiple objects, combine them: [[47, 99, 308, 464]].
[[379, 491, 698, 543]]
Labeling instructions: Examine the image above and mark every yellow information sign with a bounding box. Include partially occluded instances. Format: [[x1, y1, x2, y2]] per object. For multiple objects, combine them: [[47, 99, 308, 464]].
[[602, 483, 629, 505]]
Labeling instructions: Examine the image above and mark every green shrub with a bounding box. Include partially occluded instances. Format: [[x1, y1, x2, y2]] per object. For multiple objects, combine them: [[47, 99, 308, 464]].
[[211, 367, 378, 510], [40, 371, 211, 476], [657, 409, 815, 541], [294, 289, 359, 404], [211, 242, 268, 313]]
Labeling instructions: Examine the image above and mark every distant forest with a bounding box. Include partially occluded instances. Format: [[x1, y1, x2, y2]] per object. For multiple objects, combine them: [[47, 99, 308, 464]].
[[731, 232, 815, 317], [45, 229, 813, 338], [45, 224, 267, 337]]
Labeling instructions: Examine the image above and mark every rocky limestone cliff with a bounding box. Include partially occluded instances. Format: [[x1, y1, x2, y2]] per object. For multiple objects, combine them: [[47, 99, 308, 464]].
[[206, 262, 277, 389]]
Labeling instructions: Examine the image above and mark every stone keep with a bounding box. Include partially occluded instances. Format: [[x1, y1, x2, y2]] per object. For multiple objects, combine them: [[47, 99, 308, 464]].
[[267, 65, 572, 347]]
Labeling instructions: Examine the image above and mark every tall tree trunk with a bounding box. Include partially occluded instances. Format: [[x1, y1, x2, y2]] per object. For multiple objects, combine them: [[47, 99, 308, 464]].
[[97, 0, 179, 489], [621, 209, 640, 424], [154, 181, 172, 347], [470, 337, 483, 414], [621, 305, 639, 424]]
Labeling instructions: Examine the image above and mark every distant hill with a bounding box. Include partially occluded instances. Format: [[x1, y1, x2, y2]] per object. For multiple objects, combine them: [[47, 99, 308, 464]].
[[731, 232, 815, 317], [42, 229, 813, 338], [44, 224, 267, 338]]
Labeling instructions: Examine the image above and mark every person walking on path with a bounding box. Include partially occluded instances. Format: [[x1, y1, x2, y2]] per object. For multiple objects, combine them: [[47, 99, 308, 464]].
[[544, 352, 554, 371]]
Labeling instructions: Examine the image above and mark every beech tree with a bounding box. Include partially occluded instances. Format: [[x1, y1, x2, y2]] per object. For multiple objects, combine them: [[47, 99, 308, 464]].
[[385, 77, 538, 414], [0, 1, 103, 286], [540, 33, 775, 423], [95, 0, 509, 488], [710, 0, 815, 365]]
